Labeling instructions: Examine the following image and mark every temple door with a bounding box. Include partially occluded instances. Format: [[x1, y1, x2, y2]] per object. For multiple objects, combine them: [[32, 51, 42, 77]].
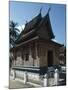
[[47, 50, 53, 67]]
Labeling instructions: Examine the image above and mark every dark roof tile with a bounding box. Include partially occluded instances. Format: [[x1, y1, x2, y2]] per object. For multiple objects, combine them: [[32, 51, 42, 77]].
[[23, 13, 42, 33]]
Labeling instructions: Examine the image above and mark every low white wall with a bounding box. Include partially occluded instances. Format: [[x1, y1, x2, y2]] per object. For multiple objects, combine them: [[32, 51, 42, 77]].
[[15, 70, 24, 79], [27, 72, 40, 81], [11, 69, 40, 81]]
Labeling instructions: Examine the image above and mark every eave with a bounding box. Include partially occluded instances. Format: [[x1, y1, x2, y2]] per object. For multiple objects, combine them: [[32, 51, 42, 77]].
[[15, 36, 39, 48]]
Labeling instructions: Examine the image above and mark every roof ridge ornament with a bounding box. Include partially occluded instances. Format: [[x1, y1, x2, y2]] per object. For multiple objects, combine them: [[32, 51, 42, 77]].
[[47, 7, 51, 14], [40, 7, 43, 14]]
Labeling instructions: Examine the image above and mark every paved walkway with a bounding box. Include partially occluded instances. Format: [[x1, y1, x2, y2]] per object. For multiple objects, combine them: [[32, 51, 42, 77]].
[[9, 77, 34, 89]]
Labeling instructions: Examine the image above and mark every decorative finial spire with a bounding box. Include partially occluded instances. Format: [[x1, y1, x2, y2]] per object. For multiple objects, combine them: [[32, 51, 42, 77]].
[[40, 7, 42, 14], [47, 7, 51, 14]]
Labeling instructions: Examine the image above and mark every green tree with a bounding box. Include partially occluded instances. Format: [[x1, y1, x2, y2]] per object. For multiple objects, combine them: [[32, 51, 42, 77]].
[[9, 21, 20, 48]]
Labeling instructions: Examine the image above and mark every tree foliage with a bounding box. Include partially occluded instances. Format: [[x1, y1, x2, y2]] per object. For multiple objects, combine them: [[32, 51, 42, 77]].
[[9, 21, 20, 48]]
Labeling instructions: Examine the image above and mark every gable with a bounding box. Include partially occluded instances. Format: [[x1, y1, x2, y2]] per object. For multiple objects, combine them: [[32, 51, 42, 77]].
[[37, 13, 55, 40], [37, 23, 49, 39]]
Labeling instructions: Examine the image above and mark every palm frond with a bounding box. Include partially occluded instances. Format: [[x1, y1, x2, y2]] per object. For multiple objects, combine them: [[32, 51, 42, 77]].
[[9, 20, 20, 48]]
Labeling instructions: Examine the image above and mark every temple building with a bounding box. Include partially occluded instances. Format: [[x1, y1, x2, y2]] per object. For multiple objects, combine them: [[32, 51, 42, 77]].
[[10, 9, 62, 83]]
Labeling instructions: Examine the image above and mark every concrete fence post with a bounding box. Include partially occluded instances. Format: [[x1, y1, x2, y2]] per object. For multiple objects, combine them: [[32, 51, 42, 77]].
[[24, 72, 28, 84], [43, 74, 48, 87], [54, 69, 59, 85]]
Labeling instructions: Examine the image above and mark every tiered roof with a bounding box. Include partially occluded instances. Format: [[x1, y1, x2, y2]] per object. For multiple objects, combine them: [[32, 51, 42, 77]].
[[15, 9, 55, 45]]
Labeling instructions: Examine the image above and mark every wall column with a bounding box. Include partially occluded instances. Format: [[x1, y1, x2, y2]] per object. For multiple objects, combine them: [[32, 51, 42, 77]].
[[24, 71, 28, 84], [43, 74, 48, 86], [35, 42, 39, 66], [35, 42, 38, 59], [13, 50, 16, 66], [29, 44, 33, 66], [21, 49, 24, 65], [12, 70, 16, 80], [54, 69, 59, 85]]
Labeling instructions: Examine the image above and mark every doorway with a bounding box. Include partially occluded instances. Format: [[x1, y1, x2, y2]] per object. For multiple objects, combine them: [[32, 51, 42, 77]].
[[47, 50, 53, 67]]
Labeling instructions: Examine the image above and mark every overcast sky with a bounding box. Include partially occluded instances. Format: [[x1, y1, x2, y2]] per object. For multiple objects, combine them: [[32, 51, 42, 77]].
[[9, 1, 66, 45]]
